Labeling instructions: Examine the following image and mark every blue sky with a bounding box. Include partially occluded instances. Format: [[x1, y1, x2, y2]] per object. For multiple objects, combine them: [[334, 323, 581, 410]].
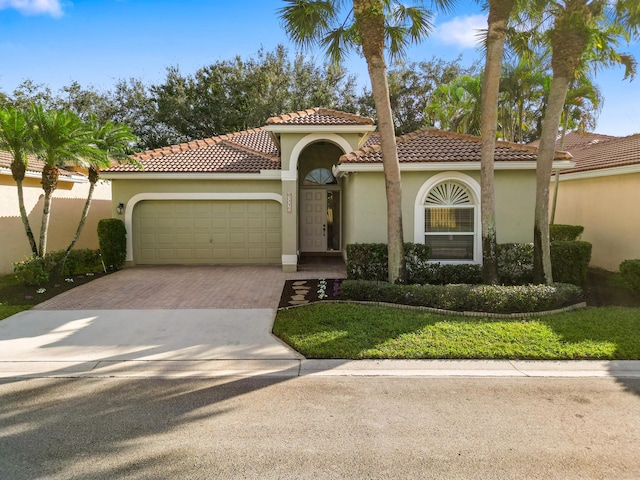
[[1, 0, 639, 136]]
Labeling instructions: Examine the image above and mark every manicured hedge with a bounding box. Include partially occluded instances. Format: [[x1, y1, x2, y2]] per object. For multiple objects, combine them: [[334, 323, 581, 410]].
[[497, 243, 534, 285], [549, 224, 584, 242], [97, 218, 127, 270], [620, 259, 640, 295], [346, 243, 430, 283], [339, 279, 583, 314], [550, 241, 592, 286]]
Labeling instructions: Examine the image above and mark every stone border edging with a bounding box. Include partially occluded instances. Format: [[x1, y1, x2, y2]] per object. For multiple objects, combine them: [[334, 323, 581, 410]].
[[278, 300, 588, 318]]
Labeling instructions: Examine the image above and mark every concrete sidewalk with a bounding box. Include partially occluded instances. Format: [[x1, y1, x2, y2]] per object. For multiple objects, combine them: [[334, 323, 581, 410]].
[[1, 309, 640, 379]]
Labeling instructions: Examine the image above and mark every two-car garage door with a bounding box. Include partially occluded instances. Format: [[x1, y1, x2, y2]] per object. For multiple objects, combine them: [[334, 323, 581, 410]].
[[133, 200, 281, 264]]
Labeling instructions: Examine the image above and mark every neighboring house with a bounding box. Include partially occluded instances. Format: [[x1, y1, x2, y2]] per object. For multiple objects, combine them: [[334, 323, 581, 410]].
[[102, 108, 573, 272], [0, 151, 111, 275], [552, 131, 640, 271]]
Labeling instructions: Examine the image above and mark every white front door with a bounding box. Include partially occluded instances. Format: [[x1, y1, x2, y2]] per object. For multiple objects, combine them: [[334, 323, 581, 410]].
[[300, 189, 327, 252]]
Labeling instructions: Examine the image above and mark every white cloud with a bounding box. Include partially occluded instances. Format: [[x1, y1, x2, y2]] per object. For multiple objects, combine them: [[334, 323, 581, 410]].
[[434, 14, 487, 49], [0, 0, 64, 17]]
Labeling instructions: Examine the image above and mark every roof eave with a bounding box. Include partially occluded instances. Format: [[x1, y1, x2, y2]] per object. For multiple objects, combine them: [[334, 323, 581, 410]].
[[335, 160, 575, 175], [0, 167, 88, 183], [265, 124, 377, 134], [101, 170, 282, 180]]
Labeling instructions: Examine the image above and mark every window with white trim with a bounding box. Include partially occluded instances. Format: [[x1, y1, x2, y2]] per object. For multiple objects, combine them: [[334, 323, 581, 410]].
[[423, 181, 476, 261]]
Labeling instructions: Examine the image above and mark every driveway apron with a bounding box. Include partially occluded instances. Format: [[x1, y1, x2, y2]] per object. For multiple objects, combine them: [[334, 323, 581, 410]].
[[0, 264, 346, 378]]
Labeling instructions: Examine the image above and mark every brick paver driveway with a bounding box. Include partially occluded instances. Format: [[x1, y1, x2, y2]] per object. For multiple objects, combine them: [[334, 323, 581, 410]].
[[34, 263, 346, 310]]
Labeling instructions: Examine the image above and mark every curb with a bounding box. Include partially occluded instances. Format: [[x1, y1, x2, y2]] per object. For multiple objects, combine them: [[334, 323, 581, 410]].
[[2, 359, 640, 379]]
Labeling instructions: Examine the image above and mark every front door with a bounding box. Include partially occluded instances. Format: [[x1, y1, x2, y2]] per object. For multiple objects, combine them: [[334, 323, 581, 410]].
[[300, 189, 327, 252]]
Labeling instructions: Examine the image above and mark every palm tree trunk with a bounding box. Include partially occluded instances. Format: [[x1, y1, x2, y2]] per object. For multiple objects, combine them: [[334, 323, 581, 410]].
[[11, 161, 39, 256], [480, 0, 514, 285], [16, 179, 39, 256], [353, 0, 406, 284], [39, 164, 59, 257], [62, 179, 96, 267], [533, 75, 571, 284]]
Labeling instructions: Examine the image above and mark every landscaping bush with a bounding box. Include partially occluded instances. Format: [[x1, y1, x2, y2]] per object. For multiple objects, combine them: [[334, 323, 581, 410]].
[[550, 241, 592, 286], [549, 224, 584, 242], [346, 243, 431, 283], [97, 218, 127, 270], [497, 243, 534, 285], [13, 249, 104, 286], [620, 259, 640, 296], [339, 279, 583, 314], [60, 249, 103, 276], [13, 256, 55, 286], [412, 262, 482, 285]]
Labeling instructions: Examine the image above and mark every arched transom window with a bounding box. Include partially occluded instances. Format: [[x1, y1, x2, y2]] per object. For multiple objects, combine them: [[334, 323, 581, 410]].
[[304, 168, 336, 186], [423, 181, 477, 261]]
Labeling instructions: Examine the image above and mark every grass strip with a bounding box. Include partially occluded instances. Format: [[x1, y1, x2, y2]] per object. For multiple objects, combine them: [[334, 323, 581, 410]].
[[273, 303, 640, 360]]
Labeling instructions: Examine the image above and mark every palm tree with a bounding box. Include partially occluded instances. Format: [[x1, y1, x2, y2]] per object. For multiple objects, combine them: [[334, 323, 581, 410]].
[[479, 0, 516, 284], [0, 105, 39, 256], [532, 0, 638, 284], [62, 117, 138, 267], [279, 0, 446, 284], [426, 75, 484, 134], [29, 103, 100, 256]]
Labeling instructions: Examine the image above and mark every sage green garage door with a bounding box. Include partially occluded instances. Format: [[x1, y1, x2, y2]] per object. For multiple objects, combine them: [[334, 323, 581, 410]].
[[133, 200, 281, 264]]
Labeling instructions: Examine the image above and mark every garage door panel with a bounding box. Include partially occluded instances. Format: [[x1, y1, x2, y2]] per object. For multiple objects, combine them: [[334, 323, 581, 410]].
[[134, 200, 281, 264]]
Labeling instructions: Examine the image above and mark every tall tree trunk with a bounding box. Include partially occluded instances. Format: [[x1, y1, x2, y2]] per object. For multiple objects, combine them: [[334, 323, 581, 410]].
[[533, 75, 571, 284], [353, 0, 406, 284], [39, 164, 59, 257], [533, 0, 590, 284], [480, 0, 515, 285], [62, 167, 98, 269], [11, 160, 39, 256]]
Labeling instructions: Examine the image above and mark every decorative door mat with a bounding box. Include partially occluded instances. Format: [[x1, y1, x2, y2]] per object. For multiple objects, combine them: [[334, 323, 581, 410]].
[[278, 278, 343, 309]]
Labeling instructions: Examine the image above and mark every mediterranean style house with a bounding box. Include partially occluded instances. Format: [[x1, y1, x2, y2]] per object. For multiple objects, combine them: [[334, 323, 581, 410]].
[[552, 131, 640, 271], [103, 108, 574, 272]]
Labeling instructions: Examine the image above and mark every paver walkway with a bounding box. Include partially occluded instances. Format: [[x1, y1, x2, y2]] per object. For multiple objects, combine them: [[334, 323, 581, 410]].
[[35, 263, 346, 310]]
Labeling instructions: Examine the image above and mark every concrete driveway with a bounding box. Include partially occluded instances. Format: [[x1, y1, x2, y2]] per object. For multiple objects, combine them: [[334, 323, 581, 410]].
[[0, 264, 346, 378]]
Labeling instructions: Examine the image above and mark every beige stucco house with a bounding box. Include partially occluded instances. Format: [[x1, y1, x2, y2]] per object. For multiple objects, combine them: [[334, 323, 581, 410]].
[[103, 108, 574, 272], [0, 151, 111, 275], [553, 132, 640, 271]]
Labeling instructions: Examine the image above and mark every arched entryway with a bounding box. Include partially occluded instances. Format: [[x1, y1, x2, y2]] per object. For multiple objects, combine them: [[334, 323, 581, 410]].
[[298, 141, 343, 253]]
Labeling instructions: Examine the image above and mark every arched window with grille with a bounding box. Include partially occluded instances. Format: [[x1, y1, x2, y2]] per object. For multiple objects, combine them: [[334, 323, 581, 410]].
[[414, 173, 481, 263]]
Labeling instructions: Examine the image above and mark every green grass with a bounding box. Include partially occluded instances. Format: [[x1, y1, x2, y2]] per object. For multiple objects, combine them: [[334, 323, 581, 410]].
[[273, 303, 640, 360], [0, 304, 31, 321]]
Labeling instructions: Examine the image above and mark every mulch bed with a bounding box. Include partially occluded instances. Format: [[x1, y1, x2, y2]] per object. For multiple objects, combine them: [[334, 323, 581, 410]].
[[1, 270, 113, 306], [278, 278, 343, 309]]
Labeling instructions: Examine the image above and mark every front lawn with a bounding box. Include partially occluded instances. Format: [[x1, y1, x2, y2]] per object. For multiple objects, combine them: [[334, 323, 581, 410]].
[[273, 303, 640, 360]]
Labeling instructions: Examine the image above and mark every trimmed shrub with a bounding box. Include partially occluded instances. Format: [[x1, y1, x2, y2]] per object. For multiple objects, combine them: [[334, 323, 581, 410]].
[[412, 262, 482, 285], [97, 218, 127, 270], [550, 241, 592, 286], [620, 259, 640, 295], [13, 256, 55, 286], [339, 279, 583, 314], [13, 249, 104, 286], [497, 243, 534, 285], [549, 224, 584, 242], [346, 243, 431, 284]]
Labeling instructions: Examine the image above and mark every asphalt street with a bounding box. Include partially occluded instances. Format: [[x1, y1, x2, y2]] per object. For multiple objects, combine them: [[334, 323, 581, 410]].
[[2, 376, 639, 479]]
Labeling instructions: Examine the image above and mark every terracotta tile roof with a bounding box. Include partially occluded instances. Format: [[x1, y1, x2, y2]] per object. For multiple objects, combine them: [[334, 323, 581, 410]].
[[340, 129, 572, 164], [267, 108, 374, 126], [560, 133, 640, 174], [529, 130, 619, 150], [105, 128, 280, 173], [0, 150, 81, 180]]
